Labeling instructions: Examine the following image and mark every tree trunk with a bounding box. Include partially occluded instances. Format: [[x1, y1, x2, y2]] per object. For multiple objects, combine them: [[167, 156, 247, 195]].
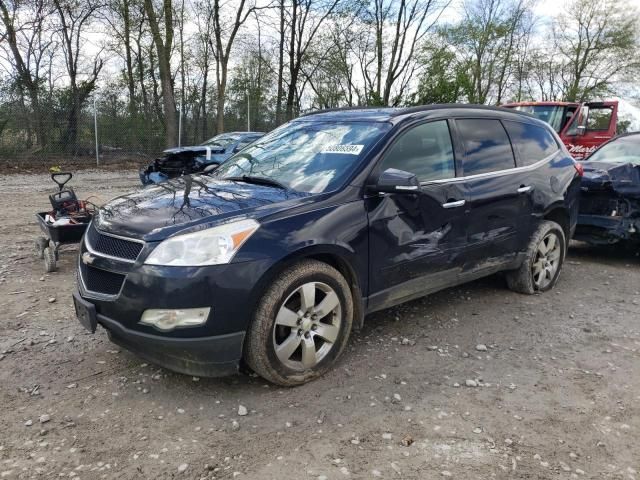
[[216, 60, 227, 133], [201, 70, 208, 141], [285, 0, 297, 120], [144, 0, 178, 147], [275, 0, 285, 125], [0, 0, 47, 148], [122, 0, 136, 115]]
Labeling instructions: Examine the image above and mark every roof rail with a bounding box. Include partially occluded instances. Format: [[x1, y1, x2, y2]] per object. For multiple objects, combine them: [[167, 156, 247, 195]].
[[298, 106, 393, 117], [298, 103, 536, 119]]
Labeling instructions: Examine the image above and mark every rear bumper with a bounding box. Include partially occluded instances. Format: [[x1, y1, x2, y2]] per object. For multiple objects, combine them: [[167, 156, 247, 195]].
[[73, 290, 244, 377]]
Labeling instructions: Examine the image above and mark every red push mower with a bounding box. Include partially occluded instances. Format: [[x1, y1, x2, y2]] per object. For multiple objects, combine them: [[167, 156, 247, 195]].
[[34, 172, 95, 272]]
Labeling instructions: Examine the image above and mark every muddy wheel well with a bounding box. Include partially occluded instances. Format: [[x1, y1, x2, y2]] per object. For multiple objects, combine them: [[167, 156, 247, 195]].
[[544, 208, 570, 242]]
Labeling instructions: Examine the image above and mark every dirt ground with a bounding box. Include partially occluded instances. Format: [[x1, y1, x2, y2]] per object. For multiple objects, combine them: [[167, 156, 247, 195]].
[[1, 169, 639, 480]]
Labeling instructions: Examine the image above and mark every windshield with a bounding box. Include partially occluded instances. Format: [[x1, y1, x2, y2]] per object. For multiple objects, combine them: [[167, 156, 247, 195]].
[[510, 105, 566, 132], [587, 135, 640, 165], [213, 120, 391, 193], [201, 135, 239, 148]]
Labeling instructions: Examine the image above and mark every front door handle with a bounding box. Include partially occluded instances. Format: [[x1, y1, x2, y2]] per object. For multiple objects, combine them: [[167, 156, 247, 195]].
[[442, 199, 466, 209], [517, 185, 533, 193]]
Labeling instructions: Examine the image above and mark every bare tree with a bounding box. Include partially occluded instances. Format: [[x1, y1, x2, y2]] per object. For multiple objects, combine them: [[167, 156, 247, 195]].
[[0, 0, 53, 148], [193, 0, 214, 140], [283, 0, 343, 120], [51, 0, 104, 151], [359, 0, 448, 106], [443, 0, 533, 104], [275, 0, 286, 125], [102, 0, 141, 115], [553, 0, 639, 101], [209, 0, 260, 133], [144, 0, 178, 146]]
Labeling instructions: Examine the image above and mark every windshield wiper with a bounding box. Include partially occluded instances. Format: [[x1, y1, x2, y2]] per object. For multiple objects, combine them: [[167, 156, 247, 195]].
[[224, 175, 289, 191]]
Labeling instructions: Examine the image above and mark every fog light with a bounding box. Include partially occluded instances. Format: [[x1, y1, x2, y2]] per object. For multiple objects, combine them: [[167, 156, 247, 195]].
[[139, 307, 210, 331]]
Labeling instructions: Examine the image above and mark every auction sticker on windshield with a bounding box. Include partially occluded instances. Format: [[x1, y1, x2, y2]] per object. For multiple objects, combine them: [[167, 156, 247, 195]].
[[321, 144, 364, 155]]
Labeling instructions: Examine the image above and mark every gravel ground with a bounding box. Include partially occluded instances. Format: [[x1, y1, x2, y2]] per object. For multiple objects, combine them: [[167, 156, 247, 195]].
[[1, 169, 639, 480]]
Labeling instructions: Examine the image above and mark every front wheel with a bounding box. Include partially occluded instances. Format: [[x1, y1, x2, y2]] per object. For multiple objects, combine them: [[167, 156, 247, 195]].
[[244, 260, 354, 386], [506, 220, 566, 294]]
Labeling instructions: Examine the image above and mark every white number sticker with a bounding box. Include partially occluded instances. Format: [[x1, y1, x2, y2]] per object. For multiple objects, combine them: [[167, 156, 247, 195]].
[[320, 144, 364, 155]]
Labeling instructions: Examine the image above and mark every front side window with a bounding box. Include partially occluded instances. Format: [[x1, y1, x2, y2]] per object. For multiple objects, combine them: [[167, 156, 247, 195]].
[[214, 121, 391, 193], [457, 119, 515, 176], [503, 121, 559, 166], [379, 120, 455, 182]]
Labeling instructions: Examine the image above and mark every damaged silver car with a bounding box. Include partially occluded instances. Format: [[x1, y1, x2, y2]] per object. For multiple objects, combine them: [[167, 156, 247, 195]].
[[139, 131, 264, 185], [575, 132, 640, 246]]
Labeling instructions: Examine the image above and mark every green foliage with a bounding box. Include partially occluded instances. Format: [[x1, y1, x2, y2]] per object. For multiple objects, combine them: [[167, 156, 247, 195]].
[[413, 38, 470, 104], [616, 119, 632, 135]]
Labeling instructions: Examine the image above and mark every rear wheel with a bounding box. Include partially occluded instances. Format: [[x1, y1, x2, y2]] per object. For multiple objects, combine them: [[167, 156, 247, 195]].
[[244, 260, 353, 386], [35, 237, 49, 259], [506, 220, 566, 294], [43, 247, 57, 273]]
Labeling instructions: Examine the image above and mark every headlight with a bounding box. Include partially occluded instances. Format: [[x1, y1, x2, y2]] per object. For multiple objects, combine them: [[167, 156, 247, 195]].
[[145, 219, 259, 266]]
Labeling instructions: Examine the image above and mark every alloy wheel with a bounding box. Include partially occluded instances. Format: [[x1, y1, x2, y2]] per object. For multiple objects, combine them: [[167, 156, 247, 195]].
[[532, 232, 561, 289], [272, 281, 342, 371]]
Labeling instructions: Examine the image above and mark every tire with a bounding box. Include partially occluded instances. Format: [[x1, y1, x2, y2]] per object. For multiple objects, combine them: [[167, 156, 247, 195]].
[[35, 237, 49, 259], [43, 247, 57, 273], [244, 260, 354, 386], [506, 220, 566, 294]]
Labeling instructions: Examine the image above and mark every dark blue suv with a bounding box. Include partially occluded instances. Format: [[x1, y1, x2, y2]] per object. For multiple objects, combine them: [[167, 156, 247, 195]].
[[73, 105, 582, 385]]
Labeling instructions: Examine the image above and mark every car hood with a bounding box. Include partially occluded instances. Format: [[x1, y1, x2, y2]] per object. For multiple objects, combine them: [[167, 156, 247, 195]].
[[94, 175, 310, 240], [163, 145, 225, 155], [581, 161, 640, 197]]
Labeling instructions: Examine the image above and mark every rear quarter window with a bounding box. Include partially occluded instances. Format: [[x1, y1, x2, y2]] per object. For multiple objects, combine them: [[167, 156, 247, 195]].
[[503, 121, 559, 166], [456, 119, 515, 176]]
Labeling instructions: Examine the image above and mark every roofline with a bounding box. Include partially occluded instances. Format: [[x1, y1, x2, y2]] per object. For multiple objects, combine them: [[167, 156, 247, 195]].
[[298, 103, 537, 120], [503, 101, 579, 107], [298, 106, 392, 118]]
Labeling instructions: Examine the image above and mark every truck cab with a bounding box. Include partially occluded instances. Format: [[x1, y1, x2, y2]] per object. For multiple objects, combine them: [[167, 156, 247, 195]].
[[503, 101, 618, 160]]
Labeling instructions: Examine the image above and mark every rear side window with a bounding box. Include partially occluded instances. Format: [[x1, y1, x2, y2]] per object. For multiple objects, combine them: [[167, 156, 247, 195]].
[[504, 121, 559, 166], [457, 119, 515, 176], [380, 120, 455, 182]]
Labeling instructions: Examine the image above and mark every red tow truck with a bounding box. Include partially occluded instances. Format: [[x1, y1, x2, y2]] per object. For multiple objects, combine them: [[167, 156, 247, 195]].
[[503, 101, 618, 159]]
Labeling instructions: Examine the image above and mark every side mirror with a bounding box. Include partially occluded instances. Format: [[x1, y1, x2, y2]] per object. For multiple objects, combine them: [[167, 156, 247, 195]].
[[371, 168, 420, 194], [202, 163, 221, 174], [576, 125, 586, 136]]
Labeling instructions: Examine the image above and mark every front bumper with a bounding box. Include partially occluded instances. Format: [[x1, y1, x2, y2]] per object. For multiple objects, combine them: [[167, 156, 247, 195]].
[[575, 214, 640, 244], [73, 290, 244, 377]]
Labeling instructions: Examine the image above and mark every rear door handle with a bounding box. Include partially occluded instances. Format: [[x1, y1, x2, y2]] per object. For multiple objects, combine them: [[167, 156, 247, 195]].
[[517, 185, 533, 193], [442, 199, 466, 209]]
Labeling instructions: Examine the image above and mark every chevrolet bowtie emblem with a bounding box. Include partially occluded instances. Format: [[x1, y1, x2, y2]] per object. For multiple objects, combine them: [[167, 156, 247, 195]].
[[82, 252, 95, 265]]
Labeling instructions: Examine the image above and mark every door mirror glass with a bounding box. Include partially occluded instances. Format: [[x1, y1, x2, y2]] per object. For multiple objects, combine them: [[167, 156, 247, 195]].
[[373, 168, 420, 193], [203, 163, 221, 173], [576, 125, 586, 136]]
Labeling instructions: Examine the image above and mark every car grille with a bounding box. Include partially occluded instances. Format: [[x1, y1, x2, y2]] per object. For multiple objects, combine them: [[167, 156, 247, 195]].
[[86, 223, 143, 261], [79, 262, 126, 296]]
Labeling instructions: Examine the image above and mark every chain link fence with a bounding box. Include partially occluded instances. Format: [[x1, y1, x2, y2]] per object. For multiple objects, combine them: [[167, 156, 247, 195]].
[[0, 98, 229, 166]]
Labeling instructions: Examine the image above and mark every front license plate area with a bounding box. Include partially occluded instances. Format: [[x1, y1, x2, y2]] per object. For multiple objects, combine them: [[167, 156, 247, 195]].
[[73, 294, 97, 333]]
